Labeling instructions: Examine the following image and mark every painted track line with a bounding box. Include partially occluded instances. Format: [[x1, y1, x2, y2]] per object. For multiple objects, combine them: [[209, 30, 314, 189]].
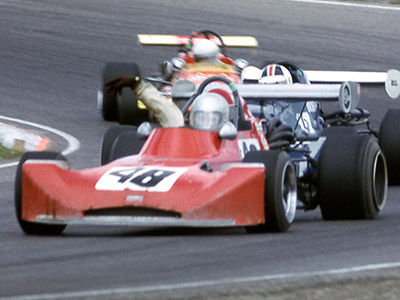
[[2, 261, 400, 300], [285, 0, 400, 11], [0, 115, 80, 169]]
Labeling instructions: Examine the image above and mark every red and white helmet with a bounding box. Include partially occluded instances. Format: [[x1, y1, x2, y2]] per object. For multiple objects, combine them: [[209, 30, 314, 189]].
[[260, 64, 293, 84]]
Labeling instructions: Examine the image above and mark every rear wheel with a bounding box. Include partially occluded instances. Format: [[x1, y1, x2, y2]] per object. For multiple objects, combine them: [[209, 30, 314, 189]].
[[379, 109, 400, 185], [100, 62, 140, 121], [15, 152, 68, 235], [243, 150, 297, 233], [318, 134, 387, 220]]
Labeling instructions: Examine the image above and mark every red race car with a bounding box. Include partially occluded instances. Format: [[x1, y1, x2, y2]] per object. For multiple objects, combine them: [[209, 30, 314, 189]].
[[16, 76, 298, 235], [17, 70, 399, 235], [97, 29, 258, 125]]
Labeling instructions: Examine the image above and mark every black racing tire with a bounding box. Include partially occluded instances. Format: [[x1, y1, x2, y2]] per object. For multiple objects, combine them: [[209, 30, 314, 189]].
[[101, 62, 140, 121], [318, 134, 387, 220], [15, 151, 68, 235], [109, 131, 145, 163], [379, 109, 400, 185], [118, 87, 150, 125], [101, 125, 138, 165], [243, 150, 297, 233]]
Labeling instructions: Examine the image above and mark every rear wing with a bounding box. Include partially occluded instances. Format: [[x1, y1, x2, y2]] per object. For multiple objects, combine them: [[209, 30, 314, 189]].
[[237, 82, 360, 113], [304, 70, 387, 84], [304, 69, 400, 99], [171, 81, 361, 113], [137, 34, 258, 48]]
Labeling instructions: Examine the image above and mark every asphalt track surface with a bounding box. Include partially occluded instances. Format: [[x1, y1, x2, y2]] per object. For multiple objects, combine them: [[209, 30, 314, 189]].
[[1, 1, 400, 299]]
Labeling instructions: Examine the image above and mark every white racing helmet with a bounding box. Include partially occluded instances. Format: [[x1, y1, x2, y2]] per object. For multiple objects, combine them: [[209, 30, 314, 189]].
[[191, 39, 220, 62], [260, 64, 293, 84], [189, 93, 229, 131], [240, 66, 262, 84]]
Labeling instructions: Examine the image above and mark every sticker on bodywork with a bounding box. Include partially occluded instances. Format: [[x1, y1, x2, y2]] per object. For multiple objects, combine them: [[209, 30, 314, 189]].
[[95, 166, 187, 192], [238, 138, 261, 158], [296, 112, 316, 134]]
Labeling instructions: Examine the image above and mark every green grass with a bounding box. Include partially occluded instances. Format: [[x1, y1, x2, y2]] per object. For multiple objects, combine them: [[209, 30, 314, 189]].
[[0, 144, 24, 161]]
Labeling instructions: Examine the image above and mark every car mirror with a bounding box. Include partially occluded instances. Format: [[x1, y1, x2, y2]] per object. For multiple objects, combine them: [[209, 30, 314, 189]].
[[171, 80, 196, 100], [235, 58, 249, 71], [218, 122, 237, 140], [137, 122, 153, 140]]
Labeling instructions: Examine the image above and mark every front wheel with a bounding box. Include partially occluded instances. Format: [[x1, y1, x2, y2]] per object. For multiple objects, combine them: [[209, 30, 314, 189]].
[[101, 125, 138, 165], [243, 150, 297, 233], [109, 131, 145, 163], [15, 152, 68, 235]]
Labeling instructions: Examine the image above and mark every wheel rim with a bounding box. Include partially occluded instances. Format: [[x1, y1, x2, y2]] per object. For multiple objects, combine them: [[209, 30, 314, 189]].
[[372, 150, 387, 211], [282, 162, 297, 223]]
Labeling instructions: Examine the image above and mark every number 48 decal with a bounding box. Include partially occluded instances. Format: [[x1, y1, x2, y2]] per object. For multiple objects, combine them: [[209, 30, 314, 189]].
[[95, 166, 187, 192]]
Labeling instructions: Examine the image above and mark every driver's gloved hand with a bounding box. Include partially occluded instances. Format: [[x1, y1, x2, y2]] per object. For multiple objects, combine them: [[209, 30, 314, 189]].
[[266, 117, 295, 149], [106, 76, 141, 94]]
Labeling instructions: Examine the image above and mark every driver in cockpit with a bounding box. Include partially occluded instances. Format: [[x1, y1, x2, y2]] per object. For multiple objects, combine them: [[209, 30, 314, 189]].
[[106, 74, 229, 132]]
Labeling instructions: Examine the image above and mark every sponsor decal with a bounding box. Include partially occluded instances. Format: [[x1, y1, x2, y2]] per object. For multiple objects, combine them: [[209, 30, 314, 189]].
[[306, 101, 318, 113], [238, 138, 260, 158], [96, 166, 187, 192], [255, 121, 268, 149], [296, 112, 316, 133], [126, 195, 144, 202]]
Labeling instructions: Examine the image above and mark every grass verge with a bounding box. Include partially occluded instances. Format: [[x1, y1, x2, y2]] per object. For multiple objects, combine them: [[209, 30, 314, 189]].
[[0, 144, 24, 161]]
